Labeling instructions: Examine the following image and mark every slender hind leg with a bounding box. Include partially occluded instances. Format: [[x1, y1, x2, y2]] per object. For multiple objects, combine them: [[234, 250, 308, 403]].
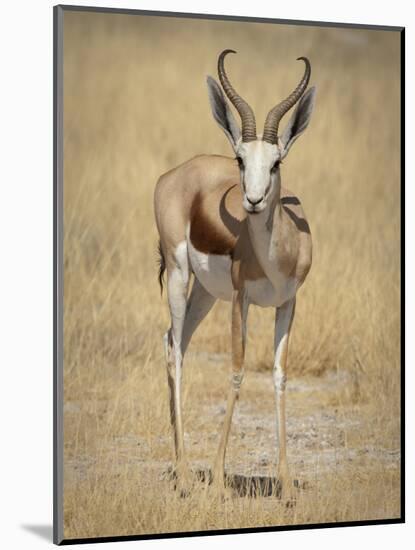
[[165, 278, 216, 460], [164, 245, 190, 475], [181, 277, 216, 355], [273, 297, 296, 495], [165, 263, 216, 477]]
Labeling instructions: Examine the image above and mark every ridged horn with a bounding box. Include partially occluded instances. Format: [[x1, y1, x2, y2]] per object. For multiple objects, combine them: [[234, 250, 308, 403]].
[[217, 49, 257, 142], [262, 57, 311, 145]]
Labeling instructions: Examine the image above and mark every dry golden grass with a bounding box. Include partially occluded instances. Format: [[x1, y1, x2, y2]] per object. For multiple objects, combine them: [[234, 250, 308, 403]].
[[62, 11, 401, 540]]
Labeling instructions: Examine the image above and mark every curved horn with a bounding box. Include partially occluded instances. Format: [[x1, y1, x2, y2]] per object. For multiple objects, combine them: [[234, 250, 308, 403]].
[[217, 49, 257, 142], [262, 57, 311, 145]]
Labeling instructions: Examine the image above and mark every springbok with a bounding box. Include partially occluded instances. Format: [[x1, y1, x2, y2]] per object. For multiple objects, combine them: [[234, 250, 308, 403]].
[[154, 49, 315, 494]]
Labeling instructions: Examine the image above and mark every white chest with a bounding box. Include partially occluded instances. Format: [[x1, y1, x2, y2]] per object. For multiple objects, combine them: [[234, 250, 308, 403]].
[[245, 215, 298, 307]]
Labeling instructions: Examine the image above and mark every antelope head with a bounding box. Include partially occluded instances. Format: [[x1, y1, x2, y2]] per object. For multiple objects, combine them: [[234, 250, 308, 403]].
[[207, 49, 316, 214]]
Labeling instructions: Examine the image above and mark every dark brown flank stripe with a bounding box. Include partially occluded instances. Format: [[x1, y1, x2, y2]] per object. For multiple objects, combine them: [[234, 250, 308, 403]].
[[189, 189, 240, 256]]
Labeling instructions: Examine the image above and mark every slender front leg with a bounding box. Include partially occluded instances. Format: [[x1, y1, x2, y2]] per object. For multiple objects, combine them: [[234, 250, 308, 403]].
[[273, 297, 296, 489], [213, 289, 248, 489]]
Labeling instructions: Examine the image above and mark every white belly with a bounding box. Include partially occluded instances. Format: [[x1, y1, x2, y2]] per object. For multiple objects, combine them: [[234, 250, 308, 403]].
[[187, 239, 233, 301], [188, 239, 296, 307], [245, 277, 296, 307]]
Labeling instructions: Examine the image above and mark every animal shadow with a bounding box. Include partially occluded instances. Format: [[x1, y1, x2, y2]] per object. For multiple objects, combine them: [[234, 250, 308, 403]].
[[164, 466, 306, 499]]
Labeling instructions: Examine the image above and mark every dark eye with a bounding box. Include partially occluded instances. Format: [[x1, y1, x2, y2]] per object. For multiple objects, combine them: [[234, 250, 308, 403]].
[[271, 160, 281, 173], [235, 156, 244, 169]]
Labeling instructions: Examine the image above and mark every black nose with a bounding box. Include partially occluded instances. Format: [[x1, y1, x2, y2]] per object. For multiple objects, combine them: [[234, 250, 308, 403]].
[[247, 196, 263, 206]]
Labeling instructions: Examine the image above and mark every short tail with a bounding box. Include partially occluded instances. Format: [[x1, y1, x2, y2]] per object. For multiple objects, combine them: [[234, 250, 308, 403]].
[[157, 240, 166, 295]]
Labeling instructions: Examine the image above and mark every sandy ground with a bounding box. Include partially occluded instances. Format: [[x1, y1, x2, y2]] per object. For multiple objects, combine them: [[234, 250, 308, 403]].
[[63, 349, 400, 537]]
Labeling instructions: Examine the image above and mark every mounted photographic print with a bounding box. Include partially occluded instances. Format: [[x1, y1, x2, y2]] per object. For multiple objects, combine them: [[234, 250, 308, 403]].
[[53, 4, 404, 545]]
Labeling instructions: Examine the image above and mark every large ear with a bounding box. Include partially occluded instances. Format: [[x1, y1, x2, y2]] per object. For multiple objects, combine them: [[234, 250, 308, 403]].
[[206, 76, 241, 149], [280, 86, 316, 157]]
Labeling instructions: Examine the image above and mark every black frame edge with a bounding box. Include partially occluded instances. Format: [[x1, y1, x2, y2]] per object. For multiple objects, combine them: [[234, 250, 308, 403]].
[[58, 518, 404, 546]]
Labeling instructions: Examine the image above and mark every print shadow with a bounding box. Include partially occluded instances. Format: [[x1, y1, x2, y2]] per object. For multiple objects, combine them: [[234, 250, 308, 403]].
[[21, 524, 53, 542]]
